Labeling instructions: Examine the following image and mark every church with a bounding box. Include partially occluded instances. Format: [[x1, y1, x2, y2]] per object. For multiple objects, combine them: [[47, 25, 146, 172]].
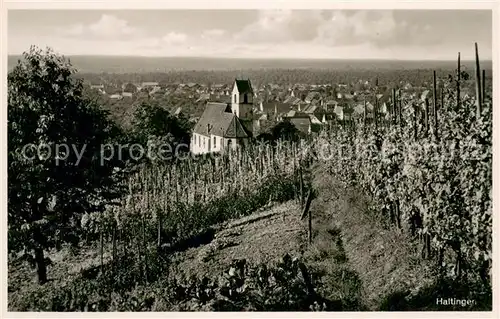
[[190, 79, 254, 155]]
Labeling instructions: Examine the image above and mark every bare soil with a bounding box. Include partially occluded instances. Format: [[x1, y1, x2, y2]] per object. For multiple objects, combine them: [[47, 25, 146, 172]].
[[168, 201, 308, 279]]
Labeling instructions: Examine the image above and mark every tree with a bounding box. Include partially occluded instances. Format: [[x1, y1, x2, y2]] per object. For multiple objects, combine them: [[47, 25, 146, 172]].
[[123, 82, 137, 93], [131, 101, 192, 146], [8, 47, 128, 284]]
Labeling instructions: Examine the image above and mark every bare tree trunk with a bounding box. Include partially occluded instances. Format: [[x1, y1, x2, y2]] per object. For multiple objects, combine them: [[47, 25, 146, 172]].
[[34, 246, 47, 284]]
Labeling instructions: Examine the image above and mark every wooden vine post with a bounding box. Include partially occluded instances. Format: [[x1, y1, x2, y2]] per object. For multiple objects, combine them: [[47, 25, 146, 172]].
[[441, 84, 444, 115], [392, 88, 396, 125], [299, 164, 304, 208], [99, 215, 104, 275], [397, 89, 402, 128], [157, 208, 162, 249], [298, 262, 316, 298], [457, 52, 461, 111], [482, 69, 486, 104], [308, 208, 313, 245], [141, 207, 148, 282], [300, 189, 314, 245], [475, 42, 482, 118], [363, 97, 367, 132], [424, 98, 430, 137], [413, 103, 418, 140], [112, 218, 117, 272], [433, 70, 439, 138]]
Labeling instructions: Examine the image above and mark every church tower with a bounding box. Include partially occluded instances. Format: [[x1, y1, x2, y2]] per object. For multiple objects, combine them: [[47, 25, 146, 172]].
[[231, 79, 254, 135]]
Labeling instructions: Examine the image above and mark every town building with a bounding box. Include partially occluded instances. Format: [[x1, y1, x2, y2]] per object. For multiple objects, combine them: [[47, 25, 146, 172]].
[[190, 79, 254, 154]]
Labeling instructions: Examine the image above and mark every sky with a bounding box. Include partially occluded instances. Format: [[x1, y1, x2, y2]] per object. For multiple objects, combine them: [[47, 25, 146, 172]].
[[8, 9, 493, 60]]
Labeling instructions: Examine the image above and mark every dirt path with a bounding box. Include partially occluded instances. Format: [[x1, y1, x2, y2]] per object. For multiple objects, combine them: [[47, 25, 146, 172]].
[[168, 201, 308, 279], [309, 164, 436, 310]]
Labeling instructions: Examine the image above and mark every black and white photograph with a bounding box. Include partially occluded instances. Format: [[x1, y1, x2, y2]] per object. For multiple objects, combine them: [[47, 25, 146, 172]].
[[4, 1, 497, 314]]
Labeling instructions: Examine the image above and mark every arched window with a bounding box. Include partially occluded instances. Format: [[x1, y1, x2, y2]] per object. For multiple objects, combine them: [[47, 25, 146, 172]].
[[243, 93, 248, 104], [234, 94, 237, 103], [227, 139, 232, 150]]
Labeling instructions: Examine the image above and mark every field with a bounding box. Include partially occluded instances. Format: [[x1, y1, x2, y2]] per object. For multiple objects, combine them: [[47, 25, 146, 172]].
[[7, 55, 492, 73]]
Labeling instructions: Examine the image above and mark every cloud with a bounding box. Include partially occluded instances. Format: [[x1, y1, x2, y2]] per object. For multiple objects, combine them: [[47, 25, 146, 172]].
[[231, 9, 410, 49], [314, 10, 404, 47], [231, 10, 451, 50], [201, 29, 226, 40], [10, 10, 492, 60], [162, 32, 187, 45], [234, 10, 324, 43], [57, 14, 141, 40]]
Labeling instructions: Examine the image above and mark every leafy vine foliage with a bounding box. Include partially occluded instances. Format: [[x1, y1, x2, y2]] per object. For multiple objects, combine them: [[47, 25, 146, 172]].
[[315, 70, 492, 286]]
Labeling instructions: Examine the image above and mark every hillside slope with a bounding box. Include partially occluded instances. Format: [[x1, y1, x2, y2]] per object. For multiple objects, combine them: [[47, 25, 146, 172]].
[[9, 166, 490, 311]]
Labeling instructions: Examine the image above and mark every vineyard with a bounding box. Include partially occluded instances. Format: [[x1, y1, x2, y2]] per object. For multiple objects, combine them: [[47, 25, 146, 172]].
[[79, 140, 315, 268], [9, 139, 321, 311], [8, 44, 492, 312], [315, 46, 492, 289]]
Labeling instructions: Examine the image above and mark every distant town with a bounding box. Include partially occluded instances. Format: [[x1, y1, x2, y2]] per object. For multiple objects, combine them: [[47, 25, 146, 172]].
[[83, 71, 478, 153]]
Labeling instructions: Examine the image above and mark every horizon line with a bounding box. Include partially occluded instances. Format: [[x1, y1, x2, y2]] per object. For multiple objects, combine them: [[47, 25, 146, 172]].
[[7, 54, 491, 62]]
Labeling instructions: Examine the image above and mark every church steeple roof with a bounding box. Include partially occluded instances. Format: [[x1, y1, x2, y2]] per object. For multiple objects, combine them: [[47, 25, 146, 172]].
[[234, 79, 253, 94]]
